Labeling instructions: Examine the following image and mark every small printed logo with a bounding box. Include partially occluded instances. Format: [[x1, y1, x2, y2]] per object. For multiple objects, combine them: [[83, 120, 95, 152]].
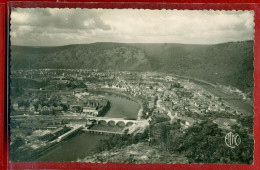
[[225, 132, 241, 148]]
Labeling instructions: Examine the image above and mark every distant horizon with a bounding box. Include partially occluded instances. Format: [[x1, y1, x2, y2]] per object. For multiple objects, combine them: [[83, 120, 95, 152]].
[[10, 9, 254, 46], [11, 39, 254, 47]]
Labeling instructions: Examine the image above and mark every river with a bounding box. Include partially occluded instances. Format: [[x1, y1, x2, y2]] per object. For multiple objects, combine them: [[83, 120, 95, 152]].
[[35, 93, 140, 162], [189, 79, 254, 115], [34, 77, 253, 162]]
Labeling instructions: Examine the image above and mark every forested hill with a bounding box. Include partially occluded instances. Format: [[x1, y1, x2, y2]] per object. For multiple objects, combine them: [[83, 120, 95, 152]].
[[10, 41, 254, 93]]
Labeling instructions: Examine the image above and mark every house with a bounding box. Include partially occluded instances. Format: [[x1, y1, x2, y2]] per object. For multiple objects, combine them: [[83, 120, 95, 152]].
[[13, 102, 19, 111], [148, 102, 155, 109], [69, 105, 82, 112], [37, 104, 42, 111], [18, 106, 26, 111], [189, 106, 199, 114], [41, 106, 52, 112], [50, 106, 63, 111], [29, 104, 35, 112], [208, 105, 218, 112], [38, 104, 64, 114], [82, 107, 99, 116]]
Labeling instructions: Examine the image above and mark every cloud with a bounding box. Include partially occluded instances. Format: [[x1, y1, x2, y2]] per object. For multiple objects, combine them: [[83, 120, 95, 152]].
[[10, 9, 254, 46]]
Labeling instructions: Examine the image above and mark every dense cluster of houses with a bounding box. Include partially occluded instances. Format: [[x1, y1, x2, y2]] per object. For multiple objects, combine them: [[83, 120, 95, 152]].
[[12, 102, 64, 114], [12, 98, 109, 116]]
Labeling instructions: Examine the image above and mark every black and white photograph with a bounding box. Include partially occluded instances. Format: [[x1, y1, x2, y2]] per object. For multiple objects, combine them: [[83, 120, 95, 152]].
[[9, 8, 255, 164]]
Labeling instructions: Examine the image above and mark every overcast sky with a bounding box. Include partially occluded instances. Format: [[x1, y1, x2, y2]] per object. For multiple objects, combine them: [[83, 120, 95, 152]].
[[10, 8, 255, 46]]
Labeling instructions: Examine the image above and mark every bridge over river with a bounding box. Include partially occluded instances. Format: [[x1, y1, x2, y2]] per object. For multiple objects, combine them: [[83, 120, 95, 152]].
[[85, 117, 145, 127]]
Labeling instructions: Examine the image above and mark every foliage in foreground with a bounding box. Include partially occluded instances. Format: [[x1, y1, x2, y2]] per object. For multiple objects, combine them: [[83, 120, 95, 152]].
[[168, 121, 253, 164], [95, 118, 253, 164]]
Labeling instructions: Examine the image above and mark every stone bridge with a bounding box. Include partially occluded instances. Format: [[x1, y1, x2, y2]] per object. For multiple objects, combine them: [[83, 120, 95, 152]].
[[86, 117, 144, 127]]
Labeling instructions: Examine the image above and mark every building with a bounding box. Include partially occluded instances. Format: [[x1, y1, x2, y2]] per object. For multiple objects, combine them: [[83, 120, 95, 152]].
[[38, 104, 63, 114], [148, 102, 155, 109], [13, 103, 19, 111], [29, 104, 35, 112], [82, 107, 99, 116]]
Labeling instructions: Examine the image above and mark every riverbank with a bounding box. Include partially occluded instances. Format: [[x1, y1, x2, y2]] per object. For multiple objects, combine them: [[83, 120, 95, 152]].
[[14, 129, 82, 162], [34, 90, 141, 161], [35, 132, 110, 162], [174, 74, 254, 115], [90, 88, 144, 119]]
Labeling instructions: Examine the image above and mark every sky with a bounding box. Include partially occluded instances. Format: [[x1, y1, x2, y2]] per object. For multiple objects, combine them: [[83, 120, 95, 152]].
[[10, 8, 255, 46]]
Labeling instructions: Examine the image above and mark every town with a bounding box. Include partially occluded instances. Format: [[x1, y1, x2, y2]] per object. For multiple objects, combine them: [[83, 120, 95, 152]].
[[9, 69, 253, 162]]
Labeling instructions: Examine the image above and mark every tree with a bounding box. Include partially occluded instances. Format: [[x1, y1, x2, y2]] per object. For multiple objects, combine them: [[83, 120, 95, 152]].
[[167, 121, 253, 164]]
